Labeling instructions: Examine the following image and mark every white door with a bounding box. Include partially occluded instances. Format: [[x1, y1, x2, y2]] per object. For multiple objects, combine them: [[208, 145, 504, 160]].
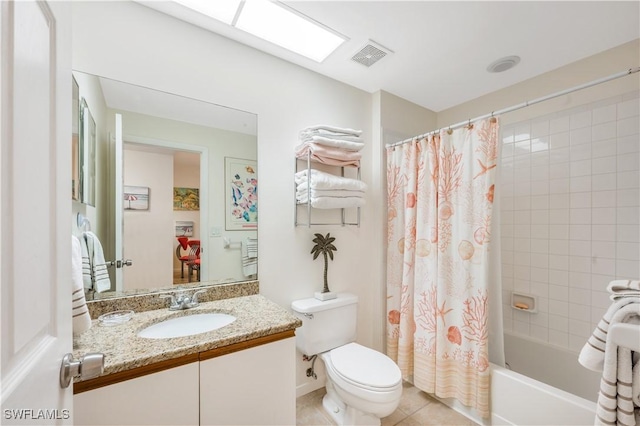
[[114, 114, 124, 291], [1, 1, 73, 425]]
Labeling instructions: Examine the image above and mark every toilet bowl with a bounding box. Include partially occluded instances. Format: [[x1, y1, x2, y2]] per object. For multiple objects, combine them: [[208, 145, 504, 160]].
[[320, 343, 402, 425], [291, 293, 403, 426]]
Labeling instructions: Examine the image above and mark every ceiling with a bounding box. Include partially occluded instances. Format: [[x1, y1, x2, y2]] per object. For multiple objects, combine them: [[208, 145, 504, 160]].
[[139, 1, 639, 112]]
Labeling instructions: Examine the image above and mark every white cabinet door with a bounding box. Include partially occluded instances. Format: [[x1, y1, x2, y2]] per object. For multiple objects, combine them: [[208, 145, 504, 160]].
[[200, 338, 296, 426], [74, 362, 199, 426]]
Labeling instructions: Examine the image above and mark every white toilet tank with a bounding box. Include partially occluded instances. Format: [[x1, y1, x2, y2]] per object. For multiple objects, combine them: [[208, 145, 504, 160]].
[[291, 293, 358, 356]]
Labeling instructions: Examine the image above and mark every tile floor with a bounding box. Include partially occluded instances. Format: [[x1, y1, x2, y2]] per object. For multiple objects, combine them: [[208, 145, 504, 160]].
[[296, 381, 478, 426]]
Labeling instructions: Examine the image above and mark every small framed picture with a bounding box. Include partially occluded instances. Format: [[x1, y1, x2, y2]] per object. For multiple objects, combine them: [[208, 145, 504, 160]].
[[124, 185, 149, 211]]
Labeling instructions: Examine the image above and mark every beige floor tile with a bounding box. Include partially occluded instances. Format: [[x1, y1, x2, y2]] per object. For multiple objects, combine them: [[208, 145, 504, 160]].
[[296, 381, 475, 426], [398, 400, 477, 426]]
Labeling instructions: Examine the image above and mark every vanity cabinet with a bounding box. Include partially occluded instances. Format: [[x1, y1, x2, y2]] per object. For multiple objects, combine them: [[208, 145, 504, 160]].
[[200, 337, 296, 425], [74, 362, 199, 425], [73, 335, 296, 426]]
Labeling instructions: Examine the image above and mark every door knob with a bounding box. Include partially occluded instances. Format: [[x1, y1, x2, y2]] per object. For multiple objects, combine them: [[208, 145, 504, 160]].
[[115, 259, 133, 268], [59, 352, 104, 388]]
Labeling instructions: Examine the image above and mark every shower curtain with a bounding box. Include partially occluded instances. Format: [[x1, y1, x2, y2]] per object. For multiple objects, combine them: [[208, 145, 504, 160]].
[[386, 118, 500, 418]]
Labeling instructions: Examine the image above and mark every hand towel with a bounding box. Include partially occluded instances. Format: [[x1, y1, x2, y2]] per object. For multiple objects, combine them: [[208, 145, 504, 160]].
[[297, 196, 366, 209], [241, 238, 257, 277], [83, 231, 112, 293], [72, 236, 92, 335], [594, 304, 640, 426], [608, 279, 640, 301], [295, 169, 368, 192], [579, 297, 640, 372], [295, 143, 362, 167], [300, 125, 362, 136], [80, 236, 92, 290]]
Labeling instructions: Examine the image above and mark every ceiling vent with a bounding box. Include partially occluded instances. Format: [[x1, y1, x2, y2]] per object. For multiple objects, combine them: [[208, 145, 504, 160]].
[[487, 55, 521, 73], [351, 41, 392, 67]]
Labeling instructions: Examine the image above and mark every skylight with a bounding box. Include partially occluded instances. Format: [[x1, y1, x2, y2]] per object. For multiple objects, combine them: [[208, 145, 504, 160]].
[[174, 0, 347, 63]]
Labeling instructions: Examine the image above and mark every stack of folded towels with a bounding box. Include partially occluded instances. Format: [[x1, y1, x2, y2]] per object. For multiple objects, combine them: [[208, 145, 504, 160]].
[[295, 125, 367, 209], [295, 125, 364, 167], [295, 169, 367, 209]]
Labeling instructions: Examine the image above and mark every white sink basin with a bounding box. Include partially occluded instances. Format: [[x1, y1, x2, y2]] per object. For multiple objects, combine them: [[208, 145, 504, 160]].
[[138, 313, 236, 339]]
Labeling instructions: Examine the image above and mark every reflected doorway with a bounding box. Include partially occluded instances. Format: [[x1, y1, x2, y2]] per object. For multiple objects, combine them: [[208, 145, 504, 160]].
[[122, 142, 203, 289]]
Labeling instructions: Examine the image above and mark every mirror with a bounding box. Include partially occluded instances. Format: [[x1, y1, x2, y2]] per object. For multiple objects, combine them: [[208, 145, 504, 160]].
[[72, 71, 258, 301]]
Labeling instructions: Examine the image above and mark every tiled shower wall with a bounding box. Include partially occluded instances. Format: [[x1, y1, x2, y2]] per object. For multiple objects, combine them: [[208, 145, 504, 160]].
[[500, 91, 640, 353]]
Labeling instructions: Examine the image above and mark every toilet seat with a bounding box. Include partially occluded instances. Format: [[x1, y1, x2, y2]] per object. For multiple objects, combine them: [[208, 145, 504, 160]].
[[325, 343, 402, 392]]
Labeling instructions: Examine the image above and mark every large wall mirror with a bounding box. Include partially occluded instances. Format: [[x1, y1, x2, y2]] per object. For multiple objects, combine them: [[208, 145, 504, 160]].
[[73, 71, 258, 301]]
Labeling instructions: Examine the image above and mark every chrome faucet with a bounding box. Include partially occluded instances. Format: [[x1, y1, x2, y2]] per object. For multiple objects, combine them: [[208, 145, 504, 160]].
[[160, 289, 207, 310]]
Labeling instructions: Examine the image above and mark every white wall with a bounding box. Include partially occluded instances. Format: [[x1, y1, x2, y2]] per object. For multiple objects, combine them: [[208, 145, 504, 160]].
[[72, 1, 379, 395]]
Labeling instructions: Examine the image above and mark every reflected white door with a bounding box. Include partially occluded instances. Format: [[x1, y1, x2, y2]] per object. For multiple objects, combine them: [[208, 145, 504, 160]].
[[114, 113, 124, 291], [1, 1, 73, 424]]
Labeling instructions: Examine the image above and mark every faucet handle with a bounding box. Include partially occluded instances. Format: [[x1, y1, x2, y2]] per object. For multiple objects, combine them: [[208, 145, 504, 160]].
[[160, 294, 177, 308], [191, 289, 207, 305]]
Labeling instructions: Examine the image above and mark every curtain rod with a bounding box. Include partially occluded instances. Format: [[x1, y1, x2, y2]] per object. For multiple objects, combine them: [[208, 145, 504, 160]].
[[387, 66, 640, 148]]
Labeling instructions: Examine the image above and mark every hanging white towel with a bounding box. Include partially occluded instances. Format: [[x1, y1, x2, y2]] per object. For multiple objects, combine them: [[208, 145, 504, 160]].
[[608, 280, 640, 301], [594, 304, 640, 426], [72, 236, 92, 335], [80, 236, 92, 289], [83, 231, 111, 293], [241, 238, 257, 277], [633, 361, 640, 406], [579, 297, 640, 372]]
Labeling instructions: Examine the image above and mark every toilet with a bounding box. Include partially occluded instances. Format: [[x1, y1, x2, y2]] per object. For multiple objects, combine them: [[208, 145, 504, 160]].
[[291, 293, 402, 425]]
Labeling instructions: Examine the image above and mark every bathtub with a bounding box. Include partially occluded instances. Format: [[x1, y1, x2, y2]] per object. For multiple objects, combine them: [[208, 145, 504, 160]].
[[437, 332, 599, 425]]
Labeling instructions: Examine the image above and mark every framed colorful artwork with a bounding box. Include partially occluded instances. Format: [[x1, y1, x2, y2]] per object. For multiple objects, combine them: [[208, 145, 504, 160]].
[[225, 157, 258, 230], [173, 187, 200, 211]]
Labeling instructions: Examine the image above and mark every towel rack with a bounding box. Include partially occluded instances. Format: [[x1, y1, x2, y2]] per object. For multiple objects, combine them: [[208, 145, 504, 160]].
[[223, 237, 257, 248], [609, 323, 640, 352]]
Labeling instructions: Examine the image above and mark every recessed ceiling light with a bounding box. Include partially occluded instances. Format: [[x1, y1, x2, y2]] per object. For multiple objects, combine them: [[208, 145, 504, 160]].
[[234, 0, 347, 63], [173, 0, 242, 24], [487, 55, 521, 73]]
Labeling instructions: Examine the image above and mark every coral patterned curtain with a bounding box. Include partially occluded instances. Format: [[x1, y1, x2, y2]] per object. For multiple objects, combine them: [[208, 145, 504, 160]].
[[386, 118, 499, 418]]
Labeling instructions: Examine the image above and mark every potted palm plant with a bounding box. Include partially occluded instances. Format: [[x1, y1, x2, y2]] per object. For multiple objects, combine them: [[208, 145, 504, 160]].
[[311, 233, 338, 301]]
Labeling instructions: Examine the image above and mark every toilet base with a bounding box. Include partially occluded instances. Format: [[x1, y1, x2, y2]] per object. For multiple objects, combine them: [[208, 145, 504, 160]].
[[322, 382, 381, 426]]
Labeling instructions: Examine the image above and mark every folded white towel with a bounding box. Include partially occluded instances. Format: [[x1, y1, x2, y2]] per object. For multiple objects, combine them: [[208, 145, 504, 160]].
[[296, 188, 365, 199], [297, 196, 365, 209], [579, 297, 640, 372], [594, 304, 640, 426], [608, 279, 640, 300], [295, 169, 368, 192], [301, 125, 362, 136], [72, 236, 92, 335], [300, 135, 365, 152], [299, 132, 362, 143], [83, 231, 111, 293]]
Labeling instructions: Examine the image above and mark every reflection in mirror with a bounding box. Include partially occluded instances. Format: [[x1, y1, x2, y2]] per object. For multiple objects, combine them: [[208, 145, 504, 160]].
[[72, 77, 80, 201], [79, 99, 96, 206], [72, 71, 258, 301]]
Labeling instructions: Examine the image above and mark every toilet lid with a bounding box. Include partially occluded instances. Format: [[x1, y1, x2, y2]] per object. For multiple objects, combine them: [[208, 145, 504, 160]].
[[328, 343, 401, 389]]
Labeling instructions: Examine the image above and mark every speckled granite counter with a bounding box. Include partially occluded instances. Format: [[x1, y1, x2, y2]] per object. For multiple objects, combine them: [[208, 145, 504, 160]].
[[73, 294, 302, 381]]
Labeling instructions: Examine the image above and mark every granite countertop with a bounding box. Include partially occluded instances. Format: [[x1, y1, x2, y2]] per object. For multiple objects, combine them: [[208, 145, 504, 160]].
[[73, 294, 302, 379]]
